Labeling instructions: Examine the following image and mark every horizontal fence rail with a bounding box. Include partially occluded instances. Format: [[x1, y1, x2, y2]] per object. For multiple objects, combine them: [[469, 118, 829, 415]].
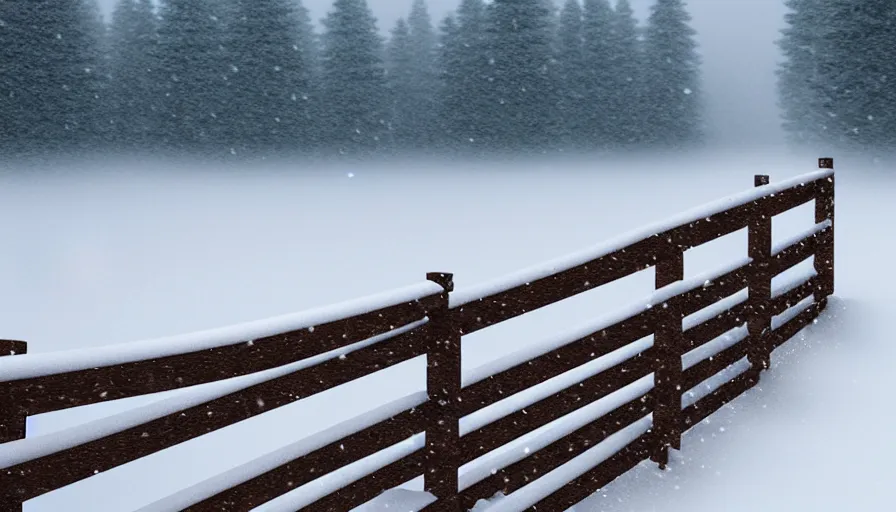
[[0, 159, 836, 511]]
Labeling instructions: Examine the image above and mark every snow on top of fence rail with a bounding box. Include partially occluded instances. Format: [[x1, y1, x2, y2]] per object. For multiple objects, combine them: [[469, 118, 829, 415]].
[[683, 289, 749, 332], [772, 220, 832, 256], [0, 320, 427, 470], [772, 296, 816, 330], [475, 414, 653, 511], [459, 376, 654, 493], [0, 281, 441, 383], [462, 256, 753, 388], [461, 337, 654, 435], [136, 392, 428, 512], [450, 169, 833, 308]]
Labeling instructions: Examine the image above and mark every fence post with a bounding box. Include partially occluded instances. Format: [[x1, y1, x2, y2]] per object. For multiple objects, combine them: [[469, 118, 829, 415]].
[[815, 158, 835, 302], [423, 272, 462, 507], [650, 248, 684, 469], [1, 339, 27, 512], [747, 175, 773, 376], [0, 339, 27, 444]]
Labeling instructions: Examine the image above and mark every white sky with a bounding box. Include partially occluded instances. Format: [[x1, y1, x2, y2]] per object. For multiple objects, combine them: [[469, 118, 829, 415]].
[[94, 0, 788, 149]]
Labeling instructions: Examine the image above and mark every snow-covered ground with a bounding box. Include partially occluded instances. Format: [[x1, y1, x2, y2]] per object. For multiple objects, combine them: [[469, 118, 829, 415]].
[[0, 150, 890, 511]]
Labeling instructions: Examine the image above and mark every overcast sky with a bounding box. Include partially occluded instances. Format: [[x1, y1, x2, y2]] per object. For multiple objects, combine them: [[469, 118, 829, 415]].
[[95, 0, 789, 149]]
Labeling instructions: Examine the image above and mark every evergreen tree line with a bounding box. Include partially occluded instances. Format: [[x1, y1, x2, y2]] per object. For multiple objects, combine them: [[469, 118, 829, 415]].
[[0, 0, 703, 158], [778, 0, 896, 153]]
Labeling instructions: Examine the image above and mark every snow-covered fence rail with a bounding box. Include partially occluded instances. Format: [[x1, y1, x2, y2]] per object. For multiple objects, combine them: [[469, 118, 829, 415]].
[[0, 282, 450, 511], [0, 160, 835, 512], [425, 159, 836, 511]]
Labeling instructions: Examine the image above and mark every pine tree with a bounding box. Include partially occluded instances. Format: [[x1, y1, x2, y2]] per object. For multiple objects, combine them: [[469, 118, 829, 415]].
[[581, 0, 615, 148], [778, 0, 896, 153], [224, 0, 313, 156], [386, 18, 414, 147], [641, 0, 702, 147], [319, 0, 389, 154], [156, 0, 229, 154], [405, 0, 439, 149], [778, 0, 834, 149], [880, 3, 896, 150], [554, 0, 587, 150], [107, 0, 159, 151], [817, 0, 896, 151], [0, 0, 106, 156], [482, 0, 558, 152], [607, 0, 641, 146], [293, 1, 321, 152], [386, 1, 439, 151], [437, 0, 489, 152]]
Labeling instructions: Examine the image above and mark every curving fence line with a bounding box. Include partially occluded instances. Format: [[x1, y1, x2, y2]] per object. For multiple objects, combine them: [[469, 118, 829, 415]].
[[0, 158, 836, 511]]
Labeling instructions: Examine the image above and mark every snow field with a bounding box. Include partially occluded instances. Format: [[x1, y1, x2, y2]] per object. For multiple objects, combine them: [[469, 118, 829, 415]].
[[0, 151, 867, 511]]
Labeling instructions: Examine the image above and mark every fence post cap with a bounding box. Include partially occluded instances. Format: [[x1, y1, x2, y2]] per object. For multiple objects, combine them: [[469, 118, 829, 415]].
[[426, 272, 454, 292], [0, 339, 27, 356]]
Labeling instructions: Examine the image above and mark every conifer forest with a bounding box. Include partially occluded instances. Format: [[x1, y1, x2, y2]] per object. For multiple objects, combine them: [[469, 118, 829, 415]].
[[0, 0, 892, 159]]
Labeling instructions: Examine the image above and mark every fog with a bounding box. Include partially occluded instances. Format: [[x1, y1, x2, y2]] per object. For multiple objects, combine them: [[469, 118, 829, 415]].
[[94, 0, 789, 149]]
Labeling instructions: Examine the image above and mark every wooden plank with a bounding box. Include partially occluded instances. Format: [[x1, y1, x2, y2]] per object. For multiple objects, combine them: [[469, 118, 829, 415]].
[[454, 394, 652, 511], [0, 340, 26, 358], [682, 302, 749, 353], [523, 433, 654, 511], [0, 340, 27, 445], [459, 351, 654, 465], [451, 236, 667, 336], [681, 370, 759, 432], [745, 174, 774, 375], [682, 341, 750, 392], [759, 178, 818, 217], [651, 249, 685, 465], [0, 326, 427, 504], [769, 301, 825, 351], [814, 174, 835, 297], [665, 202, 752, 251], [0, 340, 27, 511], [451, 175, 820, 337], [770, 278, 816, 317], [10, 297, 436, 417], [187, 408, 426, 511], [448, 170, 823, 335], [303, 451, 425, 512], [422, 273, 462, 499], [458, 310, 653, 417], [769, 227, 830, 277], [672, 262, 752, 318]]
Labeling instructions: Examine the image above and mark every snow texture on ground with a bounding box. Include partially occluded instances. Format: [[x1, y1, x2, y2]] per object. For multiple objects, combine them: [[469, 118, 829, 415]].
[[0, 150, 888, 511]]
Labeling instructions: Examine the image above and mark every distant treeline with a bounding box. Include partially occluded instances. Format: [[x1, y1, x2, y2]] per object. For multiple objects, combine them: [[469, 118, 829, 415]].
[[778, 0, 896, 153], [0, 0, 703, 159]]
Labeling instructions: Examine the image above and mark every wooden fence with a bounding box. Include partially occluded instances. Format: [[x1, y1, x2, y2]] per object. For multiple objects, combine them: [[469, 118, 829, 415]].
[[0, 159, 836, 511]]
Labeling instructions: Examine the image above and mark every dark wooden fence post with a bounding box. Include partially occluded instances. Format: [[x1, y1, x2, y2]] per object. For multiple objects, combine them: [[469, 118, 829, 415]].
[[650, 247, 684, 469], [1, 339, 27, 512], [423, 273, 462, 507], [0, 339, 27, 444], [747, 175, 773, 377], [815, 158, 835, 303]]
